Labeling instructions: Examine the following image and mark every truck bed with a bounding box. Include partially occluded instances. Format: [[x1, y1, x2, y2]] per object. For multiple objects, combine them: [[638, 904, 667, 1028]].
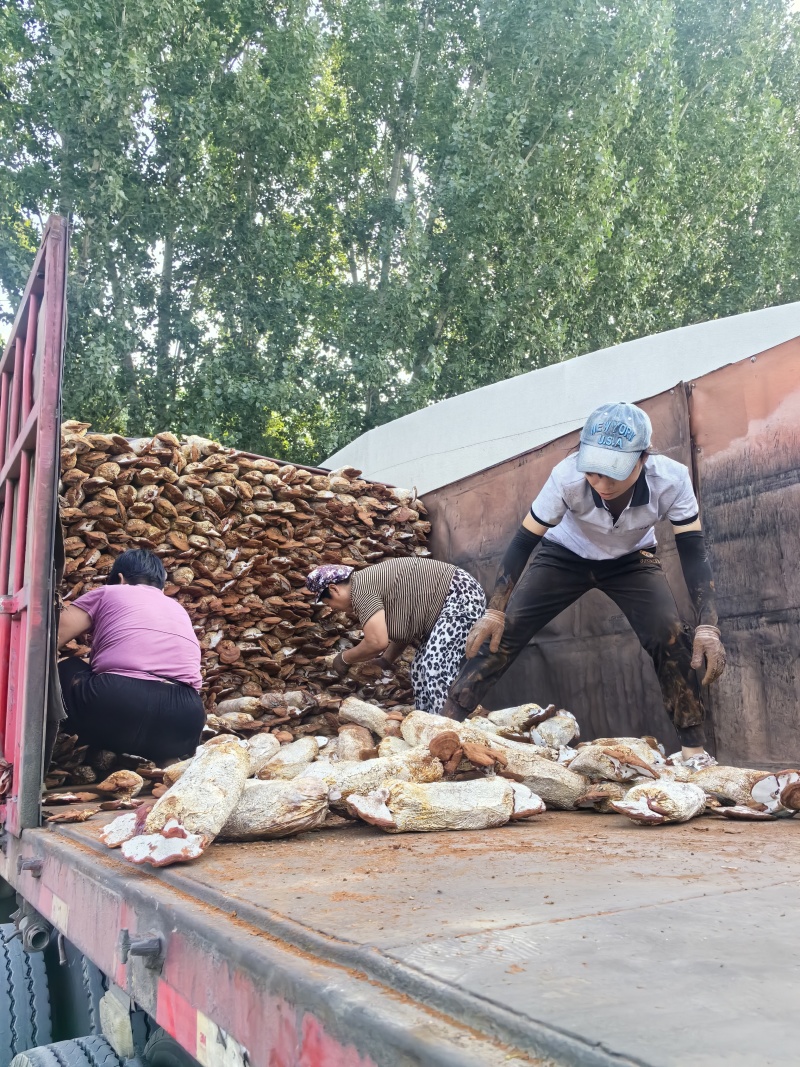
[[6, 808, 797, 1066]]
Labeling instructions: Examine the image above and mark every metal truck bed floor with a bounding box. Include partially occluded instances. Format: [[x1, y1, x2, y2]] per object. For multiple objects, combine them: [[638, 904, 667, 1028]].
[[21, 810, 800, 1066]]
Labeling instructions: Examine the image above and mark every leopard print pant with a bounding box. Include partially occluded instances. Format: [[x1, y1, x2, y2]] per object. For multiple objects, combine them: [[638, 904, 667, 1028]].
[[410, 568, 487, 714]]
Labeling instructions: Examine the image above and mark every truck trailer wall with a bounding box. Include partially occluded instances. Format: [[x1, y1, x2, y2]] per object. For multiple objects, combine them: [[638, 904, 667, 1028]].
[[689, 338, 800, 768], [423, 339, 800, 767]]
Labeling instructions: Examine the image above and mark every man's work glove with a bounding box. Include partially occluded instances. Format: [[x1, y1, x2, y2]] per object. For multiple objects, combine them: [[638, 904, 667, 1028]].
[[374, 655, 394, 672], [320, 652, 350, 677], [691, 624, 726, 686], [465, 609, 505, 659]]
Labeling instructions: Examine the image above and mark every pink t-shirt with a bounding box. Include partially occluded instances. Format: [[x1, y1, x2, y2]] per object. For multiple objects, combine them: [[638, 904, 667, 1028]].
[[72, 584, 203, 690]]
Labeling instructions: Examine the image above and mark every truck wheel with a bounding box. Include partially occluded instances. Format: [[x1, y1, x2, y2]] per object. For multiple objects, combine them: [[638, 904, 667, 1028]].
[[44, 936, 108, 1040], [144, 1028, 200, 1067], [0, 923, 52, 1060], [80, 952, 106, 1035], [9, 1035, 124, 1067]]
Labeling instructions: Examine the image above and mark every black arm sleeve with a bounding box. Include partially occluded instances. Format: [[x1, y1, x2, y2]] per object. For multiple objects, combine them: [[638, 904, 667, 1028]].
[[500, 525, 543, 587], [675, 530, 718, 626]]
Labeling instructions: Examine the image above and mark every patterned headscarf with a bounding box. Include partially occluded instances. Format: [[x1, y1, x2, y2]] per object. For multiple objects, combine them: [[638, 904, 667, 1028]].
[[305, 564, 355, 602]]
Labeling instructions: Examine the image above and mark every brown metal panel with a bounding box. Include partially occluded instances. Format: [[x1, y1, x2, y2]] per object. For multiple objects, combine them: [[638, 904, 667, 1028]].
[[689, 338, 800, 768], [423, 388, 696, 749]]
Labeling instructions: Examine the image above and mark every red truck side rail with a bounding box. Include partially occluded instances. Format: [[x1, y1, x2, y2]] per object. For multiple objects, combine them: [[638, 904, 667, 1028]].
[[0, 215, 68, 835]]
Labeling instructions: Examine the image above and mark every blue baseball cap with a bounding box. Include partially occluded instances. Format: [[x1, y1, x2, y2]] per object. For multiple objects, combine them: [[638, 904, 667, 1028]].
[[576, 402, 652, 481]]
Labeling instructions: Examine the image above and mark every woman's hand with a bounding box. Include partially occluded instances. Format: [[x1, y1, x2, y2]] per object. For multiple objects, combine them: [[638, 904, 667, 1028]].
[[332, 652, 350, 677], [319, 651, 350, 677], [318, 611, 392, 680]]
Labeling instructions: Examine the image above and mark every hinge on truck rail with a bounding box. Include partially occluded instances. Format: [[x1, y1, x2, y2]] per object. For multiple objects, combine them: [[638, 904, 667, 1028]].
[[0, 595, 22, 616], [118, 928, 164, 970], [17, 856, 43, 877]]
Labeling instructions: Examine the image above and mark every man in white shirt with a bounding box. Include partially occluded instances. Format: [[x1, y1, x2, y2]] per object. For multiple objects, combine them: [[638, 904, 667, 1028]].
[[442, 402, 726, 769]]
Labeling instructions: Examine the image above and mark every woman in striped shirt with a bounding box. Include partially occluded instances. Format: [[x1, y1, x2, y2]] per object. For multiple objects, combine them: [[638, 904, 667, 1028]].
[[305, 558, 486, 714]]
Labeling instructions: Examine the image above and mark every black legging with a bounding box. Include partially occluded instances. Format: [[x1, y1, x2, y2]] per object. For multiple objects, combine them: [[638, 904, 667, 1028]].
[[58, 657, 205, 763], [448, 542, 706, 746]]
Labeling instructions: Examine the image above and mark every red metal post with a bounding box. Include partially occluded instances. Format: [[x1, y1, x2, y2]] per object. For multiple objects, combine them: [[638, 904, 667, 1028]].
[[21, 294, 37, 424], [7, 337, 24, 454], [0, 480, 14, 754], [0, 372, 9, 471], [0, 217, 68, 831], [6, 449, 31, 781]]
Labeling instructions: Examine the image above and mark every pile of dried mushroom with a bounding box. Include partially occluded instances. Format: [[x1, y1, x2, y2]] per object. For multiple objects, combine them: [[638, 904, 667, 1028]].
[[45, 701, 800, 860], [52, 422, 429, 788]]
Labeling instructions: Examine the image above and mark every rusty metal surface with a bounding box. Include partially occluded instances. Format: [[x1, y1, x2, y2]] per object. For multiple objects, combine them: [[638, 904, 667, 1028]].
[[1, 820, 621, 1067], [424, 388, 698, 749], [9, 810, 800, 1067], [690, 338, 800, 768]]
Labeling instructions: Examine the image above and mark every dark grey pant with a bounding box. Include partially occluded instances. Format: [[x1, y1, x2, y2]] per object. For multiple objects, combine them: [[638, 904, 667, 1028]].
[[447, 542, 706, 746], [58, 657, 206, 763]]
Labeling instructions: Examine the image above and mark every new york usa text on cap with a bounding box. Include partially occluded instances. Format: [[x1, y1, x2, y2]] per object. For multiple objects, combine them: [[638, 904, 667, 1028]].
[[575, 402, 652, 482]]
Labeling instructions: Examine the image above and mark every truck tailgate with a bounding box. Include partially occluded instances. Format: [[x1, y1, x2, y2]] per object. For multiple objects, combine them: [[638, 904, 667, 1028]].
[[4, 810, 797, 1066]]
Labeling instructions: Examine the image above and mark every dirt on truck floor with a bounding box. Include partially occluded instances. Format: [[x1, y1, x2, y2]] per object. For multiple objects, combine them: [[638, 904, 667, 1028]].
[[62, 807, 800, 1067], [157, 810, 795, 940]]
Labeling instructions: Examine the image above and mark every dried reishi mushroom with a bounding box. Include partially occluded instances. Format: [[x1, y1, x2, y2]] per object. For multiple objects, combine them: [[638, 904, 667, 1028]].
[[461, 740, 508, 769], [779, 777, 800, 810], [95, 770, 144, 800], [428, 731, 461, 763], [47, 808, 101, 824]]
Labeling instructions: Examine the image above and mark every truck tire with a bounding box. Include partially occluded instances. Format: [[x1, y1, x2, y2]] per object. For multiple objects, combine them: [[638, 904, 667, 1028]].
[[79, 953, 106, 1036], [144, 1029, 200, 1067], [44, 937, 107, 1041], [9, 1035, 124, 1067], [0, 882, 15, 926], [0, 923, 52, 1060]]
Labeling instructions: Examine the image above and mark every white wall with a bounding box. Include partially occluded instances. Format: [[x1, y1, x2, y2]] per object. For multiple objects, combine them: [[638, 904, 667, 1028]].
[[325, 303, 800, 493]]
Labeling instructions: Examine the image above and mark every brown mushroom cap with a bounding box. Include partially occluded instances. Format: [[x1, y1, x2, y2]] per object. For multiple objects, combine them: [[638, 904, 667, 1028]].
[[95, 770, 145, 798]]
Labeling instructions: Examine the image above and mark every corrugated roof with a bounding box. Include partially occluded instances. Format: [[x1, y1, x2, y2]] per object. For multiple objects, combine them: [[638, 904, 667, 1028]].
[[326, 302, 800, 493]]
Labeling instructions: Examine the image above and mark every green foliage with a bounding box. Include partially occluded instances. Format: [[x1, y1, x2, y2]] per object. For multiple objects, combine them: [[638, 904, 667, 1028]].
[[2, 0, 800, 463]]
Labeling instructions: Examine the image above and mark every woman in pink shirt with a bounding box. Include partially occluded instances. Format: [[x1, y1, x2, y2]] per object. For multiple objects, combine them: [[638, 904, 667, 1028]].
[[57, 549, 205, 764]]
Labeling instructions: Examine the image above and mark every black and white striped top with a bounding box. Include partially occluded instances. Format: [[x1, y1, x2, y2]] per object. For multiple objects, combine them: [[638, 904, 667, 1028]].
[[350, 557, 457, 644]]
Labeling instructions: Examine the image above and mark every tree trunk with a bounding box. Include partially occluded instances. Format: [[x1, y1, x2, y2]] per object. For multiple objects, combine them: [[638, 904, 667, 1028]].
[[154, 233, 175, 428], [57, 130, 71, 218], [364, 384, 378, 425], [106, 253, 139, 410], [348, 248, 360, 285], [378, 14, 425, 290]]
